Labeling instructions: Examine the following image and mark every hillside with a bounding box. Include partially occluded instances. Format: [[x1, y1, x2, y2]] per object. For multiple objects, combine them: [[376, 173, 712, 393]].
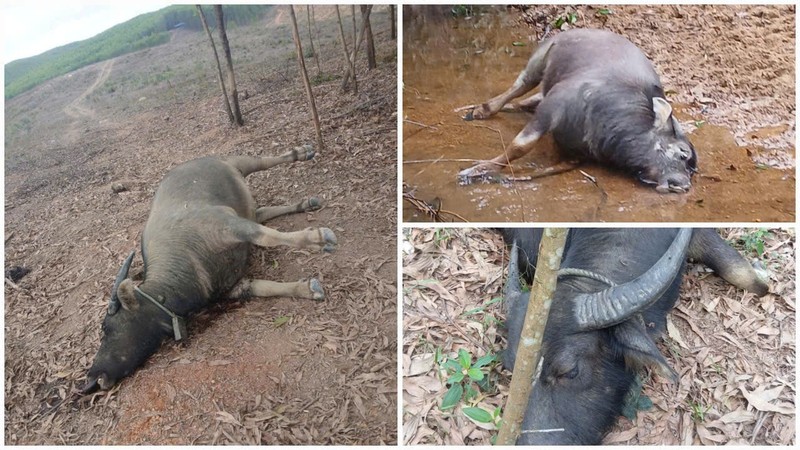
[[4, 5, 272, 99]]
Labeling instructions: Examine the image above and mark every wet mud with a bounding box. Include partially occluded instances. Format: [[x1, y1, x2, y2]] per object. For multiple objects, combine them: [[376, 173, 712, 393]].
[[402, 10, 795, 222]]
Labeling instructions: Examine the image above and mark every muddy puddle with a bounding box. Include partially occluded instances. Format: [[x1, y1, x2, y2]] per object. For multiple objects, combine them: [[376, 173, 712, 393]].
[[402, 10, 795, 222]]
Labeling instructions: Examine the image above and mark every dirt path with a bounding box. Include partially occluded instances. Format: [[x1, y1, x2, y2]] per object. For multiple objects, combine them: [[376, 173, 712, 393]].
[[63, 58, 114, 120]]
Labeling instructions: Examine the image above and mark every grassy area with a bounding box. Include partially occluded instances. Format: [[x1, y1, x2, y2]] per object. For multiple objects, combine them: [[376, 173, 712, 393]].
[[4, 5, 271, 100]]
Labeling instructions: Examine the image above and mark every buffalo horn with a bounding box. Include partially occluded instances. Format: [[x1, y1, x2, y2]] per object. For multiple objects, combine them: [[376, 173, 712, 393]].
[[574, 228, 692, 330], [108, 251, 135, 315]]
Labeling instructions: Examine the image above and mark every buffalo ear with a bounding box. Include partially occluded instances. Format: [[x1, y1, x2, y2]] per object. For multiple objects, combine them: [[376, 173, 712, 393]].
[[614, 316, 678, 382], [117, 279, 140, 311], [652, 97, 672, 130]]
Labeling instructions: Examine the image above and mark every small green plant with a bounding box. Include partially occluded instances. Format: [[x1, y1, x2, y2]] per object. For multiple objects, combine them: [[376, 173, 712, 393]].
[[739, 228, 772, 256], [439, 349, 496, 411], [451, 5, 474, 17], [553, 12, 579, 29], [689, 401, 710, 422], [596, 8, 613, 17], [433, 229, 453, 247]]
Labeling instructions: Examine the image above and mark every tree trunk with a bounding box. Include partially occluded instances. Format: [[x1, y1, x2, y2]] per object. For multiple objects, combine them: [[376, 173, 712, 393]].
[[496, 228, 568, 445], [335, 6, 357, 94], [390, 5, 396, 40], [351, 5, 357, 53], [341, 6, 372, 91], [361, 5, 376, 69], [214, 5, 243, 126], [306, 5, 320, 77], [196, 5, 233, 124], [289, 6, 324, 150]]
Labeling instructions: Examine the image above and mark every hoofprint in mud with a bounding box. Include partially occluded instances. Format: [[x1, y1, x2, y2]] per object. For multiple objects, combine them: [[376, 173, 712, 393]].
[[501, 228, 768, 444], [459, 29, 698, 193], [85, 146, 337, 392]]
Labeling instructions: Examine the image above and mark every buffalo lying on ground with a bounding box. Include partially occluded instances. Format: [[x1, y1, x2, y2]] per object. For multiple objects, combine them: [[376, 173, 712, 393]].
[[85, 146, 336, 392], [501, 228, 768, 444], [461, 29, 697, 193]]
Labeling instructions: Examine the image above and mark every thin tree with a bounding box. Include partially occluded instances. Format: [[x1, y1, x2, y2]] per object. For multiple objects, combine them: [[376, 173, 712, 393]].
[[289, 6, 323, 150], [341, 5, 372, 91], [306, 5, 320, 77], [389, 5, 396, 40], [497, 229, 568, 444], [335, 6, 357, 94], [351, 5, 357, 53], [196, 5, 233, 123], [214, 5, 243, 126], [361, 5, 376, 70]]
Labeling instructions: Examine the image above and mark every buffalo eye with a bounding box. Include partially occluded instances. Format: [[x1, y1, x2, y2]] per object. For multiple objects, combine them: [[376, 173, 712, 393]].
[[561, 365, 579, 380]]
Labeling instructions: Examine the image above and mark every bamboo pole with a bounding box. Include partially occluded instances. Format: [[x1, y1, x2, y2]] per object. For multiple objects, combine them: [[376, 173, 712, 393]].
[[288, 6, 324, 150], [496, 228, 568, 445]]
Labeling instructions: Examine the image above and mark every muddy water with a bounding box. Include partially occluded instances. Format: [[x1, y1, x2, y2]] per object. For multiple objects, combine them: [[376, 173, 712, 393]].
[[402, 12, 795, 222]]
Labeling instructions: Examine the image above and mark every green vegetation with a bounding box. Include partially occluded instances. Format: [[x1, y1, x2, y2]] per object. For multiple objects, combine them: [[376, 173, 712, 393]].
[[736, 228, 772, 256], [553, 12, 579, 29], [451, 6, 475, 17], [4, 5, 271, 100], [439, 348, 498, 408]]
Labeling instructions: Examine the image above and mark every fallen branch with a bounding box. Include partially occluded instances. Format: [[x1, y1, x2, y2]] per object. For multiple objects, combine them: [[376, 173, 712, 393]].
[[403, 119, 438, 130]]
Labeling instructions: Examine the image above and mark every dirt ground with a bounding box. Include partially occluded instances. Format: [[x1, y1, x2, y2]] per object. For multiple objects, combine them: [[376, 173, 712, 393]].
[[5, 6, 397, 444], [403, 228, 795, 445], [402, 5, 795, 222]]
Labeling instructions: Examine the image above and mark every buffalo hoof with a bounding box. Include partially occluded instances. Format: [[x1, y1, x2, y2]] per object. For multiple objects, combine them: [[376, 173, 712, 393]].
[[463, 110, 475, 121], [309, 278, 325, 301], [304, 197, 322, 212], [319, 227, 338, 253], [293, 144, 315, 162]]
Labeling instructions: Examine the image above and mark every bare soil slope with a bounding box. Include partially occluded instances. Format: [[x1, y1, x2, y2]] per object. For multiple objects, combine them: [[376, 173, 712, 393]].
[[5, 7, 397, 445]]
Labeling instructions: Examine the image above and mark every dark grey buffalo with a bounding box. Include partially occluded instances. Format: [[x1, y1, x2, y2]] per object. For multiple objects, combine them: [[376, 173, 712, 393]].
[[85, 146, 337, 392], [501, 228, 768, 444], [461, 29, 698, 193]]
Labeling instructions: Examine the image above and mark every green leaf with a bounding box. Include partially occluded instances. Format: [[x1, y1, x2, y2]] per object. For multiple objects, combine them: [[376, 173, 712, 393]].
[[441, 384, 463, 411], [443, 358, 461, 372], [474, 353, 495, 368], [569, 13, 578, 24], [463, 407, 494, 423], [512, 41, 526, 47], [597, 8, 613, 16], [457, 349, 471, 369], [447, 371, 465, 384], [467, 367, 484, 381], [273, 316, 290, 327], [553, 17, 565, 29]]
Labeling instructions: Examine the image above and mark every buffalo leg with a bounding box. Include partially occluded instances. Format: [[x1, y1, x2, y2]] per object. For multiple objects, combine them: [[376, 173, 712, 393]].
[[226, 145, 316, 177], [459, 117, 547, 177], [228, 278, 325, 301], [256, 197, 322, 222], [228, 215, 337, 252], [514, 92, 543, 113], [689, 229, 769, 296], [469, 38, 554, 120]]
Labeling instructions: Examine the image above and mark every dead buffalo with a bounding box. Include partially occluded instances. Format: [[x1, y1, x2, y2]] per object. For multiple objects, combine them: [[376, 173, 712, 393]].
[[460, 29, 697, 193], [501, 228, 768, 444], [84, 146, 337, 392]]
